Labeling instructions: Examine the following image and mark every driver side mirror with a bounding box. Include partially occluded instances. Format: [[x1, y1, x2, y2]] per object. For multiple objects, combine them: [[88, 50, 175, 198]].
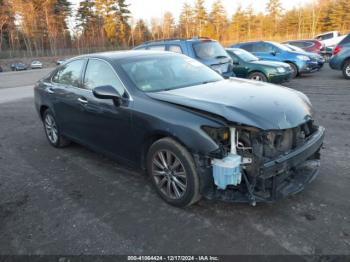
[[93, 85, 122, 106], [232, 60, 239, 65], [270, 50, 277, 56]]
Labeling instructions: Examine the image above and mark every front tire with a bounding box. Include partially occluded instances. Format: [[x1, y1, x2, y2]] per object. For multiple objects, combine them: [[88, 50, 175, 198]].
[[286, 62, 298, 78], [43, 109, 70, 148], [147, 138, 201, 207], [342, 60, 350, 80], [248, 72, 267, 82]]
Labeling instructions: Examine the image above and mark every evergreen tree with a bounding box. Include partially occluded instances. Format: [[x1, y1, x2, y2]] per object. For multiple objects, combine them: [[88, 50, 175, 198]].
[[193, 0, 207, 36], [0, 0, 14, 51], [179, 2, 194, 38], [266, 0, 283, 36], [116, 0, 131, 46], [133, 19, 151, 45], [208, 0, 228, 41], [162, 12, 175, 39]]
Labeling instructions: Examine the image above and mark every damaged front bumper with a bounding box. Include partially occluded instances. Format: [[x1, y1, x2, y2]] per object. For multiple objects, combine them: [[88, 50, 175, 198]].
[[203, 126, 325, 205]]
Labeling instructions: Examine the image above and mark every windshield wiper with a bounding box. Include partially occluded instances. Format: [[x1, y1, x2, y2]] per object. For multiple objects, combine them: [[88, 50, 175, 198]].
[[215, 55, 228, 59]]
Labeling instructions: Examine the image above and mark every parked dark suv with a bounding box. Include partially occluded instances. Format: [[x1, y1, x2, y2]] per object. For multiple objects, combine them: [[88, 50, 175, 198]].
[[134, 37, 234, 78], [329, 33, 350, 79]]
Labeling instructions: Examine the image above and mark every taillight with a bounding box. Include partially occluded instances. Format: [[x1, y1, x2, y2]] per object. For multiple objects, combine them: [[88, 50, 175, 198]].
[[333, 45, 342, 55]]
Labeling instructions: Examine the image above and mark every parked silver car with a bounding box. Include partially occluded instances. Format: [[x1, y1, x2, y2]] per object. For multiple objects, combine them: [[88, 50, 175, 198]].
[[31, 60, 43, 69]]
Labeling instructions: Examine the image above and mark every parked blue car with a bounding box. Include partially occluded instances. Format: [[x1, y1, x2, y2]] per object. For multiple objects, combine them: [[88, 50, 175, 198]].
[[134, 37, 235, 78], [329, 33, 350, 79], [230, 41, 319, 78], [284, 44, 325, 70]]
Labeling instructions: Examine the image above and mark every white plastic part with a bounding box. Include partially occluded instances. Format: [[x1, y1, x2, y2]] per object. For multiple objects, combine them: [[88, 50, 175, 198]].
[[230, 127, 237, 154], [211, 127, 244, 189]]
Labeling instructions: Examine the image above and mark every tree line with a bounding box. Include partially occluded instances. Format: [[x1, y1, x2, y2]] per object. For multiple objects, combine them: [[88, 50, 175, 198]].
[[0, 0, 350, 57]]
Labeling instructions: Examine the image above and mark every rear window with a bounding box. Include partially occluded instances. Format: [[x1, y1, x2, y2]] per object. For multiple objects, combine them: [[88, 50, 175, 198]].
[[339, 34, 350, 44], [193, 41, 228, 59], [316, 33, 333, 40]]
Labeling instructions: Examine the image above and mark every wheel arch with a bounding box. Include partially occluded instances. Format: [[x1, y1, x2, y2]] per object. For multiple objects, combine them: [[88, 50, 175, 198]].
[[248, 70, 267, 78], [284, 60, 299, 72], [140, 131, 194, 171], [341, 57, 350, 69], [39, 105, 50, 120]]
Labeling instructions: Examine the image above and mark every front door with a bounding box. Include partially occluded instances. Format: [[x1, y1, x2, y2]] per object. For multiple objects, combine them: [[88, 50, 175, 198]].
[[230, 54, 247, 78], [78, 58, 134, 161]]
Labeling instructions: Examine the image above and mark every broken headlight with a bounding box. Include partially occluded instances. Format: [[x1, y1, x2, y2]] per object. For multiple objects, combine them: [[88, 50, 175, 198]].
[[202, 126, 230, 145], [202, 126, 231, 158]]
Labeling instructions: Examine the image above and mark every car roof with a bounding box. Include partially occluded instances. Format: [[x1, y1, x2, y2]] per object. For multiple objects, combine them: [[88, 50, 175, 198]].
[[236, 40, 277, 46], [284, 39, 318, 42], [225, 47, 240, 51], [69, 50, 178, 62], [137, 37, 216, 46]]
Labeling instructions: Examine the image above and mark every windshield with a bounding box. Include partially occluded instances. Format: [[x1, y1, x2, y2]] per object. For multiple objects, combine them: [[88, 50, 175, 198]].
[[272, 42, 291, 51], [120, 55, 223, 92], [285, 44, 305, 53], [193, 41, 228, 59], [231, 49, 258, 62]]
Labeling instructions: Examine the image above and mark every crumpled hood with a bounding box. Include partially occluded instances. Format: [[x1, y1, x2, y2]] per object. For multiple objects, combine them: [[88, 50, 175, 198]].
[[147, 78, 313, 130]]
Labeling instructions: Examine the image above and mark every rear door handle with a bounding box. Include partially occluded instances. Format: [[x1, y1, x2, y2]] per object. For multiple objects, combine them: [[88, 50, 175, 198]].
[[78, 97, 88, 104]]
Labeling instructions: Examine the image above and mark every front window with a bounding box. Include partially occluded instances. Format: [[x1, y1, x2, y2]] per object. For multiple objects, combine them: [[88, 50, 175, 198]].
[[231, 49, 259, 62], [272, 42, 291, 51], [83, 59, 126, 96], [193, 41, 228, 59], [120, 55, 223, 92]]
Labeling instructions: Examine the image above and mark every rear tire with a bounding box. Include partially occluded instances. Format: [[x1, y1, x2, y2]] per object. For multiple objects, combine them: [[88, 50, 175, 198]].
[[342, 60, 350, 80], [286, 62, 298, 78], [248, 72, 267, 82], [147, 138, 201, 207], [43, 109, 71, 148]]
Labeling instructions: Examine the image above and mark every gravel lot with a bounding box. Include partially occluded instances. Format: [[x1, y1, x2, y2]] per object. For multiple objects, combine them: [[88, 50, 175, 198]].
[[0, 65, 349, 255]]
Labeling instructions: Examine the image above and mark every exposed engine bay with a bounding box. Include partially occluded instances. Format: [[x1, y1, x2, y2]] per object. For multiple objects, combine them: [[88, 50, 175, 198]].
[[206, 120, 325, 205]]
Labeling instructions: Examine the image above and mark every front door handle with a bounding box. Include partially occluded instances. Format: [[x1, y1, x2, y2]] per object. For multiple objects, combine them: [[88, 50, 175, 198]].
[[78, 97, 88, 104], [46, 87, 55, 94]]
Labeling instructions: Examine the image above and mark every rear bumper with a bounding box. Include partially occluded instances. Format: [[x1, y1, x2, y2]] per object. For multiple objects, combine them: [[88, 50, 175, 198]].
[[204, 126, 325, 204]]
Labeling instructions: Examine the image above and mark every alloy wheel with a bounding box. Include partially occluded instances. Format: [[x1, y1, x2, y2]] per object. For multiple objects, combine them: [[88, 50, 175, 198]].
[[251, 75, 262, 81], [346, 65, 350, 77], [151, 150, 187, 199], [44, 114, 58, 144]]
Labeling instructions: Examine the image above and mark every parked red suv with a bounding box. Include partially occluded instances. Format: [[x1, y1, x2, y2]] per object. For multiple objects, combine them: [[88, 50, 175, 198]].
[[282, 40, 325, 54]]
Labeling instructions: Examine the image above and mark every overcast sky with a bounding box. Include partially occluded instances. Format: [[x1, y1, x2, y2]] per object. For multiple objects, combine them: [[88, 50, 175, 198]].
[[69, 0, 314, 24]]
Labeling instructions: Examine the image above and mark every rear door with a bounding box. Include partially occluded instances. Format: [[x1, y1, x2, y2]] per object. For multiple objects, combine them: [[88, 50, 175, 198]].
[[49, 59, 87, 137]]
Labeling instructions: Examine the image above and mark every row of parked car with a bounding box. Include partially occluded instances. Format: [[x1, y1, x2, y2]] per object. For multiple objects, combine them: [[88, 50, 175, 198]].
[[134, 32, 350, 81], [0, 57, 71, 72], [0, 60, 43, 72]]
